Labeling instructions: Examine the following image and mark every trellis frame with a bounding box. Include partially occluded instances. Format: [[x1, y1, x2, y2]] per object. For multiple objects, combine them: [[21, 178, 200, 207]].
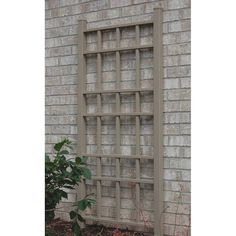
[[77, 7, 163, 236]]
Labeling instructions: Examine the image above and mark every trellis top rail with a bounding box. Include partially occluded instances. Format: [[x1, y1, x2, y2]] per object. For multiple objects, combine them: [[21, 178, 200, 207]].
[[84, 21, 153, 33]]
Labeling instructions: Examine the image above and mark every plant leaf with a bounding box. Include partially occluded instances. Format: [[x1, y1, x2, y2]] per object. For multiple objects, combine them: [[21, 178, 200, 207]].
[[80, 167, 91, 179], [77, 213, 85, 223], [72, 222, 81, 236], [77, 199, 87, 211], [69, 211, 77, 220], [59, 150, 69, 155]]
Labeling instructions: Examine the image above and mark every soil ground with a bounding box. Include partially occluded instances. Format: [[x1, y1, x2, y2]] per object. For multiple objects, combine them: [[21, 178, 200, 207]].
[[47, 218, 153, 236]]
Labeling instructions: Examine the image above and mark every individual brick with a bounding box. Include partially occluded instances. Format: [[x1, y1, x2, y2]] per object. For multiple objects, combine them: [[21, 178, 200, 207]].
[[45, 95, 77, 105], [168, 135, 191, 146], [164, 101, 190, 112], [59, 0, 80, 7], [164, 146, 191, 158], [164, 112, 190, 124], [163, 212, 190, 226], [121, 4, 145, 17], [164, 78, 179, 89], [45, 115, 77, 125], [168, 19, 191, 33], [45, 105, 77, 115], [45, 57, 59, 67], [45, 65, 78, 76], [110, 0, 132, 7], [59, 55, 78, 65], [164, 202, 191, 214], [165, 89, 191, 101], [168, 0, 191, 10], [165, 65, 191, 78], [45, 125, 71, 134], [45, 25, 78, 38], [45, 46, 72, 58], [167, 43, 191, 55], [180, 77, 191, 88], [165, 158, 191, 169], [164, 169, 191, 181], [46, 0, 60, 9], [164, 180, 191, 192]]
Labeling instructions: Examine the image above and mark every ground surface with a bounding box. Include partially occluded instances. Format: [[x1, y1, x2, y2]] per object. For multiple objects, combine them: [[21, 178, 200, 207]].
[[47, 218, 153, 236]]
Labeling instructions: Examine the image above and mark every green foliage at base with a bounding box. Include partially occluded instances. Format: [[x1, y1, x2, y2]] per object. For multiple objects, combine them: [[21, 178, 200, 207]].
[[45, 138, 95, 235]]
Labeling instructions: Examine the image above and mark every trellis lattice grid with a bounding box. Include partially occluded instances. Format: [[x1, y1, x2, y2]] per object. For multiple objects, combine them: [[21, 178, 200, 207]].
[[77, 8, 163, 236]]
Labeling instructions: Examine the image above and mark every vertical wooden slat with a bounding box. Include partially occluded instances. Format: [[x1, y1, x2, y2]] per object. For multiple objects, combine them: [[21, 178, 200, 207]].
[[135, 25, 141, 222], [96, 30, 102, 218], [78, 20, 87, 202], [115, 27, 121, 220], [135, 94, 141, 223], [116, 28, 121, 89], [136, 25, 140, 88], [153, 8, 163, 236]]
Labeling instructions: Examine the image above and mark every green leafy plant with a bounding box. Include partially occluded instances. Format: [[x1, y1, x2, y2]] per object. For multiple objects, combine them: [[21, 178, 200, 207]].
[[45, 138, 95, 236]]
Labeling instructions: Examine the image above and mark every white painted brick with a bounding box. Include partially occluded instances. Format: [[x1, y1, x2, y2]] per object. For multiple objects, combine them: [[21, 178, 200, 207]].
[[180, 77, 191, 88], [45, 57, 59, 67], [164, 112, 190, 124], [180, 124, 191, 134], [59, 55, 78, 65], [46, 46, 72, 57], [46, 65, 77, 76], [110, 0, 131, 7], [164, 101, 190, 112], [167, 43, 191, 55], [164, 169, 191, 181], [164, 202, 191, 214], [168, 0, 191, 10], [164, 78, 179, 89], [164, 146, 191, 158], [180, 54, 191, 65], [163, 33, 179, 45], [59, 0, 80, 7], [165, 66, 191, 78], [45, 95, 77, 105], [164, 180, 191, 192], [165, 89, 191, 101], [168, 135, 190, 146], [47, 0, 60, 9], [45, 105, 77, 115], [168, 159, 191, 169], [121, 4, 145, 17], [45, 115, 77, 125], [46, 85, 77, 95], [168, 20, 191, 33], [164, 9, 190, 22]]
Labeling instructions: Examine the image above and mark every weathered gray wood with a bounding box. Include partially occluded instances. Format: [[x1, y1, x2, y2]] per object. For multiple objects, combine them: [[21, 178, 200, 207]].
[[84, 45, 152, 55], [153, 7, 164, 236]]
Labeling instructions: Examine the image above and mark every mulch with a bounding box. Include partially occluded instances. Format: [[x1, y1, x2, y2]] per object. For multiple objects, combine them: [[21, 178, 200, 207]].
[[46, 218, 153, 236]]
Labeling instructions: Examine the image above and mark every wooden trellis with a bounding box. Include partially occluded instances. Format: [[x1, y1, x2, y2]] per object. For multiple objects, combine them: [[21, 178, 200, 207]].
[[77, 8, 163, 236]]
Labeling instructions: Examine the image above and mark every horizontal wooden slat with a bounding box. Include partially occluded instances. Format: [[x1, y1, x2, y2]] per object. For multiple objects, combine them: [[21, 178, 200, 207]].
[[84, 21, 153, 33], [83, 88, 153, 95], [84, 45, 153, 55], [83, 112, 153, 117], [83, 216, 153, 227], [92, 176, 154, 184], [81, 153, 153, 159]]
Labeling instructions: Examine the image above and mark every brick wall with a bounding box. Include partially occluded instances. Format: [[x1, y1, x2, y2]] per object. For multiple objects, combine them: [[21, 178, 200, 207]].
[[45, 0, 191, 235]]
